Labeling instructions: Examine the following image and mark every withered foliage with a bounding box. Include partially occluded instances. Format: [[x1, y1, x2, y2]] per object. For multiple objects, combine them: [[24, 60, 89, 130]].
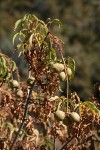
[[0, 82, 99, 150], [0, 14, 100, 150]]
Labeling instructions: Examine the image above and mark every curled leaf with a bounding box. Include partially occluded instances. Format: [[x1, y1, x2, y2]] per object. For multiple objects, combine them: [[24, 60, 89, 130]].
[[10, 61, 16, 71], [52, 19, 62, 28], [14, 19, 22, 31]]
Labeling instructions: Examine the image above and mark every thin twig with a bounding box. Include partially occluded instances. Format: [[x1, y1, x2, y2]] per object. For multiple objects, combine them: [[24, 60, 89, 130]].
[[60, 51, 69, 112], [53, 135, 56, 150], [53, 128, 56, 150], [40, 31, 50, 51], [60, 136, 74, 150]]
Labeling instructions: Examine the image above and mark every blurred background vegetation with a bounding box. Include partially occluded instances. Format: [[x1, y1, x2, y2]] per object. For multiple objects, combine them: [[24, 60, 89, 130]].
[[0, 0, 100, 100]]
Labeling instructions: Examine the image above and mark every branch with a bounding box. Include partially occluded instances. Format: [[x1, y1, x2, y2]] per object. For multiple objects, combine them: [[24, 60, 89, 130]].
[[60, 136, 74, 150], [10, 72, 35, 150], [60, 51, 69, 112], [53, 129, 56, 150], [40, 31, 50, 51]]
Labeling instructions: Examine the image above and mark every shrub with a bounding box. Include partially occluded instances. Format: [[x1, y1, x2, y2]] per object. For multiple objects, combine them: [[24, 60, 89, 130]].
[[0, 14, 100, 150]]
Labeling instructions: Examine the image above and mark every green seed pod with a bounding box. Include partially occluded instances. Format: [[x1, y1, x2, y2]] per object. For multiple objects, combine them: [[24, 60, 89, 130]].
[[55, 110, 65, 120], [12, 80, 19, 88], [59, 71, 66, 81], [53, 63, 64, 72], [67, 68, 72, 77], [70, 112, 80, 123], [16, 90, 23, 98]]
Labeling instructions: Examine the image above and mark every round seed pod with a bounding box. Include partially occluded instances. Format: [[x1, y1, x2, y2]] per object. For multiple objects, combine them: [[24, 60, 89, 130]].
[[67, 68, 72, 77], [55, 110, 65, 120], [27, 76, 35, 85], [70, 112, 80, 123], [59, 71, 66, 81], [52, 63, 64, 72], [16, 90, 23, 98], [12, 80, 19, 88]]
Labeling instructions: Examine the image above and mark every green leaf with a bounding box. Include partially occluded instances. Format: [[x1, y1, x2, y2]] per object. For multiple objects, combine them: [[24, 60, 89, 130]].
[[14, 19, 22, 30], [20, 44, 25, 52], [13, 33, 20, 45], [7, 122, 14, 131], [56, 100, 63, 110], [23, 14, 28, 20], [58, 85, 63, 92], [50, 48, 57, 58], [66, 56, 75, 79], [19, 32, 25, 42], [6, 122, 15, 140], [52, 19, 62, 28], [39, 20, 45, 26], [0, 57, 6, 67], [29, 33, 42, 47], [61, 96, 75, 108], [67, 99, 75, 108], [23, 14, 32, 21], [44, 25, 48, 34], [6, 72, 12, 80], [83, 101, 100, 115], [0, 57, 8, 78], [67, 57, 75, 70], [1, 66, 7, 78], [16, 43, 22, 49], [10, 61, 16, 71], [29, 33, 35, 46], [32, 15, 38, 23]]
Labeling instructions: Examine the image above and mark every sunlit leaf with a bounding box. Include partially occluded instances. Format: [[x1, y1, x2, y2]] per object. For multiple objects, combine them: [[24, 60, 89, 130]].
[[65, 56, 75, 79], [23, 14, 32, 21], [29, 33, 35, 46], [1, 66, 7, 78], [13, 33, 20, 45], [53, 19, 62, 28], [48, 96, 59, 101], [14, 19, 22, 31], [56, 100, 63, 110], [17, 43, 22, 49], [83, 101, 100, 115], [39, 20, 45, 26], [10, 61, 16, 71], [43, 138, 53, 149], [32, 15, 38, 24], [7, 122, 14, 131], [50, 48, 57, 58], [0, 56, 6, 67]]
